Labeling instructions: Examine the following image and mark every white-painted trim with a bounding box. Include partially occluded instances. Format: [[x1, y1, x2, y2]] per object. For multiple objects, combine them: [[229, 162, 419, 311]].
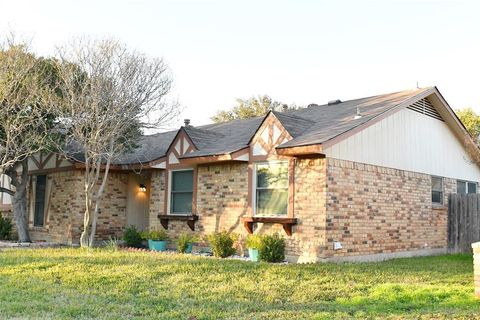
[[151, 161, 166, 169], [233, 153, 249, 161]]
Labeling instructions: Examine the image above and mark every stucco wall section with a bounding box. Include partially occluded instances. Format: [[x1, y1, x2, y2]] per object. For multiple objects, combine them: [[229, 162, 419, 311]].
[[323, 158, 455, 258]]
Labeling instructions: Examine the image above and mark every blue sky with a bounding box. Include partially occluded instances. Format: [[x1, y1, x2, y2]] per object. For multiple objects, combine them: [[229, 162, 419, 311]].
[[1, 0, 479, 130]]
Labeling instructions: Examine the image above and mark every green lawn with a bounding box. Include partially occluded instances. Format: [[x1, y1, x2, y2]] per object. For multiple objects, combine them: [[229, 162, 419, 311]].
[[0, 249, 478, 319]]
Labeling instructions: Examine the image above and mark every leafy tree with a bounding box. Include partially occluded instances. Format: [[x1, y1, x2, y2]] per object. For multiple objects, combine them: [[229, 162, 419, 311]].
[[0, 39, 60, 242], [211, 95, 299, 123], [52, 38, 178, 247], [456, 107, 480, 141]]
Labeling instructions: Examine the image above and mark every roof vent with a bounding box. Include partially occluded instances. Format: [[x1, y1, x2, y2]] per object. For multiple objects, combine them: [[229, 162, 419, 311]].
[[353, 107, 362, 120], [183, 119, 191, 126], [328, 99, 342, 106]]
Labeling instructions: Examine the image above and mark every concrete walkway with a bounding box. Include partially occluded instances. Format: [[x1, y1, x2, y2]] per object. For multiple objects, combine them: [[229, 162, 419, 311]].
[[0, 241, 64, 249]]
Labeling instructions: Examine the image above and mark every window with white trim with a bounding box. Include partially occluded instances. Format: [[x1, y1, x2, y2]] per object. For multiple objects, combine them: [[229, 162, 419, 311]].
[[170, 170, 193, 214], [255, 162, 288, 216], [431, 176, 443, 205], [457, 180, 477, 194]]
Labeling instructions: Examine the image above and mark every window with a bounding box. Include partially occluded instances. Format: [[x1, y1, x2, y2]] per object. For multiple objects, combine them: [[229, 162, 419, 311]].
[[255, 162, 288, 216], [34, 175, 47, 227], [457, 180, 477, 194], [170, 170, 193, 214], [431, 176, 443, 205], [468, 182, 478, 194]]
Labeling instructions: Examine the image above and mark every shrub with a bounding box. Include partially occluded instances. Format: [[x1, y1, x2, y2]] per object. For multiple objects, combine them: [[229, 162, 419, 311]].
[[246, 234, 262, 249], [123, 225, 143, 248], [207, 231, 237, 258], [0, 216, 13, 240], [143, 229, 169, 241], [177, 233, 199, 253], [259, 233, 285, 263], [103, 237, 119, 252]]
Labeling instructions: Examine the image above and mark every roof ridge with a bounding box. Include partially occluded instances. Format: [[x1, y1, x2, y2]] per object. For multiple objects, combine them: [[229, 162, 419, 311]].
[[303, 87, 433, 109]]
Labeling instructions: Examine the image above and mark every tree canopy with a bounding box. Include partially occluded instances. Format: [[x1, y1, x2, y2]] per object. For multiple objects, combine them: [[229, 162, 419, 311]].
[[456, 107, 480, 141], [211, 95, 299, 123], [52, 37, 178, 246], [0, 39, 62, 242]]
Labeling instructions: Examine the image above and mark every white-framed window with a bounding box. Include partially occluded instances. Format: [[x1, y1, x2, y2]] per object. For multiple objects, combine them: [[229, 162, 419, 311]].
[[169, 169, 193, 214], [431, 176, 443, 205], [254, 161, 288, 216], [457, 180, 478, 194]]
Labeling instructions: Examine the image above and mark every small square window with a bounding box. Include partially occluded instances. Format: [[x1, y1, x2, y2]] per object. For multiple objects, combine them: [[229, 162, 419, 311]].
[[457, 180, 467, 194], [468, 182, 477, 194]]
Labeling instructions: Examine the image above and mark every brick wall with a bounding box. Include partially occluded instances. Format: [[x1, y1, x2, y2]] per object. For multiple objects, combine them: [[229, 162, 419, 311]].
[[148, 170, 165, 230], [30, 170, 128, 244], [323, 158, 455, 259], [147, 159, 329, 261], [148, 163, 250, 246]]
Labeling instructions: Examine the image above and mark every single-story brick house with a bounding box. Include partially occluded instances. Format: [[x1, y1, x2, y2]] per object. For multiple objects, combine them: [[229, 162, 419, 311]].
[[1, 86, 479, 262]]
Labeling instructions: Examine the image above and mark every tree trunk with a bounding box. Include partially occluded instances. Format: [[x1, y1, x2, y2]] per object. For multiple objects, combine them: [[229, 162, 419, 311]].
[[12, 182, 30, 242], [88, 152, 112, 246], [7, 159, 31, 243], [79, 195, 91, 247]]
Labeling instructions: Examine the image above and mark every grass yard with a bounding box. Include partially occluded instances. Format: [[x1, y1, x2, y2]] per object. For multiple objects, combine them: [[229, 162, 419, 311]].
[[0, 249, 478, 319]]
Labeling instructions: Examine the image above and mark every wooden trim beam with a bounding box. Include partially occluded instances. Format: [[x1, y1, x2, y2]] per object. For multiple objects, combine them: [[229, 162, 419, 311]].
[[158, 214, 199, 231], [241, 216, 298, 236], [276, 144, 323, 156]]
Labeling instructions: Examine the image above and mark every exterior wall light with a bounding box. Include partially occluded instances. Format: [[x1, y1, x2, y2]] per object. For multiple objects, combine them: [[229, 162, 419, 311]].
[[139, 184, 147, 192]]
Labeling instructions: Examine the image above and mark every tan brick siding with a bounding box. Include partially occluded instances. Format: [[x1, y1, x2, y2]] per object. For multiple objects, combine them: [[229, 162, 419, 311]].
[[323, 158, 455, 258], [147, 160, 328, 260], [148, 170, 165, 230], [30, 170, 128, 244]]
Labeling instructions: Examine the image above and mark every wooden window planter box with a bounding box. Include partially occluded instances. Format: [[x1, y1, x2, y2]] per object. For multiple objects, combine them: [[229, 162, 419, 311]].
[[241, 217, 297, 236], [157, 214, 199, 231]]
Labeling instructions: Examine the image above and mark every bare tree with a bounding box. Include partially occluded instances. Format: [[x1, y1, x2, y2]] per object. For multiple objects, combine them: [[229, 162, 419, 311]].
[[53, 38, 178, 247], [0, 38, 57, 242]]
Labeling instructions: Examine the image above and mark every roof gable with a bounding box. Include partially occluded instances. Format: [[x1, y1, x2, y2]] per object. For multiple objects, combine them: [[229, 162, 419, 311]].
[[249, 111, 293, 157], [112, 87, 477, 165]]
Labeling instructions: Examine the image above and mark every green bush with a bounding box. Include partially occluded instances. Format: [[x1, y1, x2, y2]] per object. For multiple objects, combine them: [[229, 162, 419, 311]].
[[207, 231, 237, 258], [259, 233, 285, 262], [177, 233, 199, 253], [123, 225, 143, 248], [142, 229, 169, 241], [246, 234, 262, 249], [0, 216, 13, 240], [103, 237, 119, 252]]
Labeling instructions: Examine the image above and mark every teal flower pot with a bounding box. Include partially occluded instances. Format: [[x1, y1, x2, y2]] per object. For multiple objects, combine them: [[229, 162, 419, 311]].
[[148, 240, 167, 252], [248, 248, 259, 262], [185, 243, 194, 254]]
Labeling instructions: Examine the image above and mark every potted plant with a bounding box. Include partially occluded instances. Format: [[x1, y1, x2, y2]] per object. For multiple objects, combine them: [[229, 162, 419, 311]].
[[142, 229, 169, 252], [246, 234, 262, 262], [177, 233, 199, 253]]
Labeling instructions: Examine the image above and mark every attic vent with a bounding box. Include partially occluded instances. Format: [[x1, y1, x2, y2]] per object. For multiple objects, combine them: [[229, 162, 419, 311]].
[[407, 98, 444, 121], [328, 99, 342, 106]]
